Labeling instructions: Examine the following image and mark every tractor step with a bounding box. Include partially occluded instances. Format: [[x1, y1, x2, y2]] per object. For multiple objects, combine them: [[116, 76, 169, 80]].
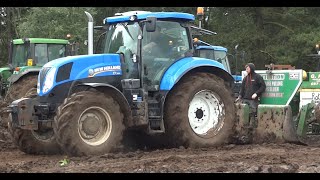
[[148, 99, 164, 133]]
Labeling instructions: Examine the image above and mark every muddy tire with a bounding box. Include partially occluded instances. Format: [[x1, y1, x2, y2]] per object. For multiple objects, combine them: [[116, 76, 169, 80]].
[[4, 75, 38, 104], [7, 92, 62, 155], [164, 72, 235, 148], [0, 75, 38, 126], [54, 90, 125, 156], [8, 119, 62, 155]]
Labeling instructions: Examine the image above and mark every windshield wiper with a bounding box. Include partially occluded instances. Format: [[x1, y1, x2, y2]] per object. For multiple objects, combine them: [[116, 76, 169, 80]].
[[121, 23, 134, 40]]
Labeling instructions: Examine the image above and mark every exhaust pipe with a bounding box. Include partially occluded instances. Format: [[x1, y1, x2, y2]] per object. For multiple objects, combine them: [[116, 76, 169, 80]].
[[85, 11, 93, 55]]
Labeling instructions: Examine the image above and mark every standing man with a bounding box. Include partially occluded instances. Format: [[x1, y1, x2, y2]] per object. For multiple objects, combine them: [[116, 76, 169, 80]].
[[236, 63, 266, 143], [236, 63, 266, 114]]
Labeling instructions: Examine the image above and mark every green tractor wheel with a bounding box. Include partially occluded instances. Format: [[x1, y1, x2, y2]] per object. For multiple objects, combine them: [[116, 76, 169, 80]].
[[0, 75, 38, 126], [5, 75, 38, 104], [7, 91, 62, 155]]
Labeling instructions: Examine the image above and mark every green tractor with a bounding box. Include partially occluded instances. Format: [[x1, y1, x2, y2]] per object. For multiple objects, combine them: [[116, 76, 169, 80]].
[[0, 38, 74, 123]]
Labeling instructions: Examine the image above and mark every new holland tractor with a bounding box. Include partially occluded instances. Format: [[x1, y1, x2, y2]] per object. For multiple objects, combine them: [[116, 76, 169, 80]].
[[8, 11, 237, 156]]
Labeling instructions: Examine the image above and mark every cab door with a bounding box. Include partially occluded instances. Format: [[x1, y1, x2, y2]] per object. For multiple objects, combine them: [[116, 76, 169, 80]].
[[141, 21, 191, 90]]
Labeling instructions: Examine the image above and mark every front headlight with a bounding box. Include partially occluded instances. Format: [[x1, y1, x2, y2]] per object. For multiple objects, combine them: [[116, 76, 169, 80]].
[[37, 81, 40, 94], [42, 67, 57, 93]]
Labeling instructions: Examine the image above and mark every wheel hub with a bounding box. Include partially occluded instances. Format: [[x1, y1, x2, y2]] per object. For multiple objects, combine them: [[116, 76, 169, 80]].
[[188, 90, 225, 138], [195, 108, 204, 119], [78, 106, 112, 146], [81, 113, 101, 136]]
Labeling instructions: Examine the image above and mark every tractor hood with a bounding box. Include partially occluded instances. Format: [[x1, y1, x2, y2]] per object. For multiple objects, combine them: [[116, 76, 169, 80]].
[[0, 67, 10, 72], [38, 54, 122, 96]]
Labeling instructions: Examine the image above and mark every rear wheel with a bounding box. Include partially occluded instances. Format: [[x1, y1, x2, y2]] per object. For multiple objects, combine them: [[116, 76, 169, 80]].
[[164, 72, 235, 148], [7, 92, 61, 155], [54, 90, 125, 156], [4, 75, 38, 104]]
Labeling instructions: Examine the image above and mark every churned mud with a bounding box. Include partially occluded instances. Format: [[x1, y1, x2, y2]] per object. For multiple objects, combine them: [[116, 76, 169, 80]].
[[1, 125, 320, 173]]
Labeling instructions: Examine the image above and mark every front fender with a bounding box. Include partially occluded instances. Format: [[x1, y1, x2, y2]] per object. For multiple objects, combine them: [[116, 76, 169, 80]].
[[70, 82, 130, 109], [160, 57, 233, 90], [8, 69, 40, 84], [71, 82, 132, 126]]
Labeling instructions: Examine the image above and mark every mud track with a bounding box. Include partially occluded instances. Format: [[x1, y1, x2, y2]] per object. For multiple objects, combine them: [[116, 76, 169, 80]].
[[1, 125, 320, 173]]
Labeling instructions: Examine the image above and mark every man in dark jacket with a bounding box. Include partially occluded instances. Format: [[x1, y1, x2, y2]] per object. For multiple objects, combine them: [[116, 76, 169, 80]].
[[236, 63, 266, 114], [236, 63, 266, 143]]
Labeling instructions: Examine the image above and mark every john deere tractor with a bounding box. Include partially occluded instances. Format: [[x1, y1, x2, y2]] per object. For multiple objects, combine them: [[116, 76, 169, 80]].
[[8, 11, 236, 156], [0, 38, 77, 124]]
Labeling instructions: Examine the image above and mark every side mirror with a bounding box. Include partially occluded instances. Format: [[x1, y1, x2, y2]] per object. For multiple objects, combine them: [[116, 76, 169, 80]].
[[146, 16, 157, 32]]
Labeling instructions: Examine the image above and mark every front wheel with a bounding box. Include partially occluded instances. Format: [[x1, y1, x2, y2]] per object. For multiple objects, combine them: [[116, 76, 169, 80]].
[[54, 90, 125, 156], [8, 114, 62, 155], [164, 72, 235, 148]]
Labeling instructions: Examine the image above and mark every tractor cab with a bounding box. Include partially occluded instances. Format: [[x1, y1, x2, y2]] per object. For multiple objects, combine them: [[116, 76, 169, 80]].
[[8, 38, 69, 75], [195, 45, 231, 73], [95, 12, 204, 89], [0, 38, 69, 98]]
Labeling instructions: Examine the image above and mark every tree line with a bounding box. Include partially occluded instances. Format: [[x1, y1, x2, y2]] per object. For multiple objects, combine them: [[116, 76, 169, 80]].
[[1, 7, 320, 72]]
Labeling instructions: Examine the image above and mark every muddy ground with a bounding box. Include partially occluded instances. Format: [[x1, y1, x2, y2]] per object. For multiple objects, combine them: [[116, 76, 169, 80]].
[[1, 126, 320, 173]]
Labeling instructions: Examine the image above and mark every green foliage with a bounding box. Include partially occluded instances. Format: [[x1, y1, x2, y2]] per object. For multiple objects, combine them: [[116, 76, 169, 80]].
[[17, 7, 97, 55], [59, 156, 69, 167]]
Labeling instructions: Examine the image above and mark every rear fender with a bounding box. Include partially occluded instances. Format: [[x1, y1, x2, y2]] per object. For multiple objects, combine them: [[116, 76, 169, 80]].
[[160, 57, 234, 91], [8, 69, 40, 84]]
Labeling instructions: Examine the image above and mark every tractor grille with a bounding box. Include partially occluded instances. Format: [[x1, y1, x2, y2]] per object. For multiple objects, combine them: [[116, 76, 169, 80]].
[[39, 67, 52, 88]]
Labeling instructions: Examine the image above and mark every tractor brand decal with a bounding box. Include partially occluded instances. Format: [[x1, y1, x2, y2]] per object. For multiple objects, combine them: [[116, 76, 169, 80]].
[[88, 65, 121, 77], [132, 94, 142, 102]]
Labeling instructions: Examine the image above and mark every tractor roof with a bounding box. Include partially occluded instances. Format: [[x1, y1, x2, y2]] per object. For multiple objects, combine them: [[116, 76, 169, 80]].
[[196, 45, 228, 52], [105, 11, 195, 24], [13, 38, 69, 45]]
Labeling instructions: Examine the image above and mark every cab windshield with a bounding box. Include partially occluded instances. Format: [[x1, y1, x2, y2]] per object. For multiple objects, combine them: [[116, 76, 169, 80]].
[[12, 44, 27, 67], [103, 22, 139, 55], [142, 21, 190, 60], [199, 50, 231, 73], [35, 44, 66, 66]]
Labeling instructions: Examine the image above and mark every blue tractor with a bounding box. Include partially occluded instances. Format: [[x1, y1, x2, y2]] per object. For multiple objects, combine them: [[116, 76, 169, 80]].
[[195, 43, 241, 98], [8, 11, 235, 156]]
